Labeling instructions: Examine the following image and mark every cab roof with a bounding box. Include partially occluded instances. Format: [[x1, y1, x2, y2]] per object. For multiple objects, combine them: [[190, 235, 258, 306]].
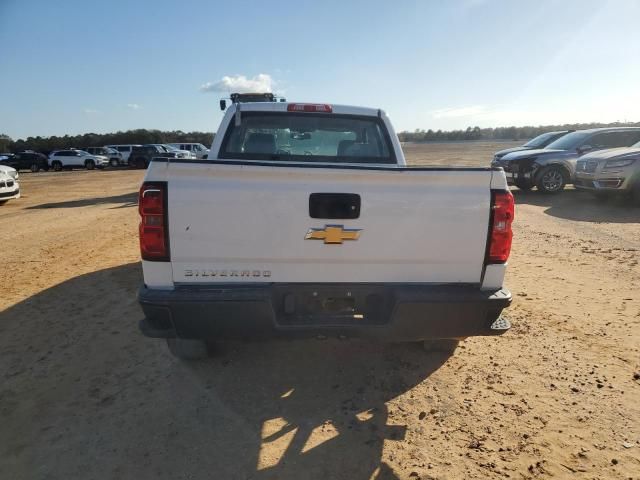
[[227, 101, 384, 118]]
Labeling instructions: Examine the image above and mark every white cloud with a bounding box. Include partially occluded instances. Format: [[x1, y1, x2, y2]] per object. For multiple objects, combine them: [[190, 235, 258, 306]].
[[83, 108, 100, 114], [431, 105, 487, 119], [126, 103, 141, 110], [200, 74, 274, 94]]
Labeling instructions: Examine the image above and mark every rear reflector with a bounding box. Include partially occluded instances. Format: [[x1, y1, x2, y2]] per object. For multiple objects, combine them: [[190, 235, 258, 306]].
[[487, 190, 514, 264], [287, 103, 333, 113], [139, 182, 169, 261]]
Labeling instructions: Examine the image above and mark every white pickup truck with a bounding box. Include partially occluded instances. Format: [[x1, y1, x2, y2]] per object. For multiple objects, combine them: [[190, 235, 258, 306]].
[[137, 97, 514, 359]]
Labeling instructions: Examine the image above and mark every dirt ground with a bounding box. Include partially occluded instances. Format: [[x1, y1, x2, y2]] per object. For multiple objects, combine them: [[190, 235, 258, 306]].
[[1, 142, 639, 480]]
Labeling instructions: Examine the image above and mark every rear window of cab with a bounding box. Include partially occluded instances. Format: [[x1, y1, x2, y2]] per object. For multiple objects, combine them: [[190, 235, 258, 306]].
[[220, 112, 396, 164]]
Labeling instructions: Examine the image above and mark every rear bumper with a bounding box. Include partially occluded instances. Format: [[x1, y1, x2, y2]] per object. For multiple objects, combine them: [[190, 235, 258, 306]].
[[138, 283, 512, 341]]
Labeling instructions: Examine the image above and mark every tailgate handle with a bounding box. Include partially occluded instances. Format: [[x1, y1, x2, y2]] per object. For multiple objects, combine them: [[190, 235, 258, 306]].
[[309, 193, 360, 219]]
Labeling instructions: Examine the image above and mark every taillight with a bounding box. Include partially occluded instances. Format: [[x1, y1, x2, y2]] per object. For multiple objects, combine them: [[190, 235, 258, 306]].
[[487, 190, 514, 264], [287, 103, 333, 113], [139, 182, 169, 261]]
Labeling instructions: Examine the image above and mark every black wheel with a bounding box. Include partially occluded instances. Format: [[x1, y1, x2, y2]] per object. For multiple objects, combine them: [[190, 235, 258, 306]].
[[51, 161, 62, 171], [166, 338, 210, 360], [0, 200, 8, 206], [422, 339, 460, 354], [85, 159, 95, 170], [110, 158, 119, 168], [536, 165, 568, 194], [30, 163, 39, 173], [514, 180, 533, 191]]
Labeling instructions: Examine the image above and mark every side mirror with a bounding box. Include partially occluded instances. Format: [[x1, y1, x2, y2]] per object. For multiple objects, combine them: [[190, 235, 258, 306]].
[[578, 145, 593, 154], [219, 99, 226, 111]]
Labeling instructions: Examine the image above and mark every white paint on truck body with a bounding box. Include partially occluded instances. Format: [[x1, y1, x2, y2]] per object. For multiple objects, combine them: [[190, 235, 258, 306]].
[[164, 162, 491, 284], [141, 102, 508, 290]]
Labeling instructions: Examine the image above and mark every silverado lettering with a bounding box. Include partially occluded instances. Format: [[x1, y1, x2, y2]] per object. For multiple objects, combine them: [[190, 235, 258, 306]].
[[184, 269, 271, 278]]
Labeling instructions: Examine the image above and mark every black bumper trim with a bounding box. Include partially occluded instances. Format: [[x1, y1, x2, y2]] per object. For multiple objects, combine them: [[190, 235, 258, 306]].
[[138, 283, 512, 341]]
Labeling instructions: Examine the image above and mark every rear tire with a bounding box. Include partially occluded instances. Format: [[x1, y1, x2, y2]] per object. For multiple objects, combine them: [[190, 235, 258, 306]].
[[422, 339, 459, 354], [536, 165, 568, 194], [85, 159, 95, 170], [30, 163, 39, 173], [51, 161, 62, 171], [166, 338, 210, 360]]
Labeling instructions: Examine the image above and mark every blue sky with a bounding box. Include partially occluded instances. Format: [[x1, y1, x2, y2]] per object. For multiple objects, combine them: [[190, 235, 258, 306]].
[[1, 0, 639, 139]]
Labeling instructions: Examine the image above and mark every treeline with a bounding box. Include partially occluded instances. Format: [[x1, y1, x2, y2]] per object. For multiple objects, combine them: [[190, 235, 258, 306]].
[[0, 130, 214, 154], [3, 120, 640, 153], [397, 121, 640, 142]]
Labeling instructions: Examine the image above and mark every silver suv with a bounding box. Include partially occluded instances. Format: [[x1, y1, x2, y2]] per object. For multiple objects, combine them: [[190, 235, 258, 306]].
[[574, 141, 640, 203], [84, 147, 123, 167]]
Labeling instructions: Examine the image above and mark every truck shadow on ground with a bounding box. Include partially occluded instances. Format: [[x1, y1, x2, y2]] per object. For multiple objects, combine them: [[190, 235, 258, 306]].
[[512, 188, 639, 223], [25, 191, 138, 210], [0, 263, 450, 480]]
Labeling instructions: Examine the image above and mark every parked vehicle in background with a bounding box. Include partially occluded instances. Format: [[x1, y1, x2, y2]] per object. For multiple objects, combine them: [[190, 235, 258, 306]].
[[168, 143, 210, 159], [48, 149, 109, 171], [575, 140, 640, 203], [492, 130, 572, 163], [0, 151, 49, 172], [0, 169, 20, 204], [137, 94, 514, 360], [148, 144, 194, 159], [496, 127, 640, 193], [104, 145, 141, 164], [128, 145, 180, 169], [0, 164, 19, 180], [84, 147, 123, 167]]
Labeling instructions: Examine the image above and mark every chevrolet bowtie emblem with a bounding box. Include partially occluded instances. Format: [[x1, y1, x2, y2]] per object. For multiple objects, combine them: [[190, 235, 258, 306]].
[[305, 225, 362, 244]]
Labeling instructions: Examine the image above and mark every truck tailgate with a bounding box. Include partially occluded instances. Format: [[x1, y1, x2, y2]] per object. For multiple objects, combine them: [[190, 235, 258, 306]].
[[164, 162, 493, 284]]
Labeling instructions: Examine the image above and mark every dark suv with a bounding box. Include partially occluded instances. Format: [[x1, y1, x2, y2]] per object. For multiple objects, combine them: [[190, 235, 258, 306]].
[[128, 145, 178, 169], [0, 151, 49, 172]]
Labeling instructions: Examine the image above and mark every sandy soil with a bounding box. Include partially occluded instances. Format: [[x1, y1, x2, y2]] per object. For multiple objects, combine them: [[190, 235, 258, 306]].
[[1, 144, 639, 480]]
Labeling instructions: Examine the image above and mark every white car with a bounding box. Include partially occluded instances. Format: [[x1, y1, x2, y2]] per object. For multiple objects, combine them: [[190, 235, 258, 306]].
[[84, 147, 123, 167], [0, 164, 19, 180], [48, 150, 109, 171], [149, 144, 195, 159], [0, 168, 20, 204], [168, 143, 210, 159], [137, 95, 514, 359], [104, 145, 142, 164]]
